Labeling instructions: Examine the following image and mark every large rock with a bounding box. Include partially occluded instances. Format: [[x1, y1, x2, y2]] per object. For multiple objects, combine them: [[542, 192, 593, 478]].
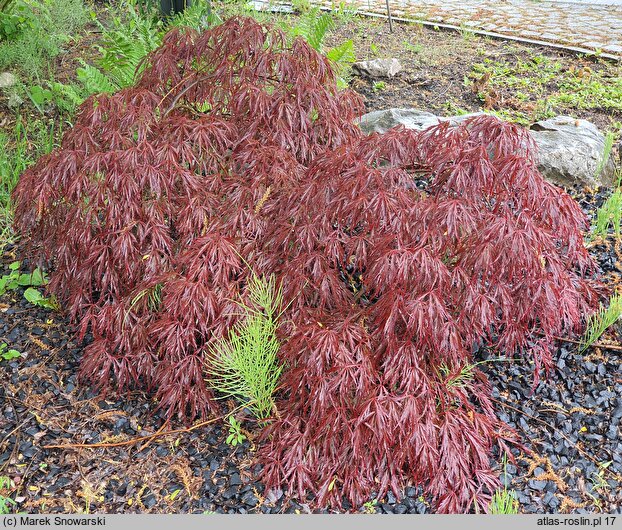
[[352, 59, 402, 79], [0, 72, 17, 89], [358, 108, 486, 134], [358, 108, 615, 188], [529, 116, 615, 187]]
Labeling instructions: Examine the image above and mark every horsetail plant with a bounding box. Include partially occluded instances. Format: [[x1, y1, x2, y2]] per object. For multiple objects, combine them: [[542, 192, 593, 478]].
[[206, 273, 284, 422], [579, 293, 622, 353]]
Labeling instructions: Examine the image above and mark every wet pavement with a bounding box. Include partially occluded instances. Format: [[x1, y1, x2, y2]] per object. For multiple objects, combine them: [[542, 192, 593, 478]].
[[316, 0, 622, 57]]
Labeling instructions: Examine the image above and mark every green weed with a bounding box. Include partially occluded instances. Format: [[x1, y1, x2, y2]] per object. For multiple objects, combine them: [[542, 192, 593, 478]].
[[361, 499, 377, 513], [488, 489, 518, 514], [591, 135, 622, 240], [589, 461, 612, 493], [403, 40, 422, 54], [0, 342, 21, 361], [0, 261, 58, 309], [487, 456, 519, 514], [372, 80, 386, 92], [468, 54, 622, 124], [595, 131, 615, 181], [458, 22, 476, 41], [0, 476, 16, 514], [592, 190, 622, 239], [0, 119, 57, 246], [225, 415, 246, 446]]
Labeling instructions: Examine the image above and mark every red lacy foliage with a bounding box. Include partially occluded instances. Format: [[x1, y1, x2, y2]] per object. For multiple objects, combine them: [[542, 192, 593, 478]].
[[13, 16, 601, 512]]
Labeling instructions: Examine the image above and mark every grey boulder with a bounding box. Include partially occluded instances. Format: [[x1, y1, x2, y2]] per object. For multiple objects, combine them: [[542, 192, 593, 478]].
[[352, 58, 402, 79], [358, 108, 615, 188], [529, 116, 615, 187], [358, 108, 486, 134], [0, 72, 17, 89]]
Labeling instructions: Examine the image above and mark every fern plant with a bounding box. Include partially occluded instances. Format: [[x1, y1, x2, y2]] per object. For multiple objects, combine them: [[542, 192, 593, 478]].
[[579, 293, 622, 353], [76, 1, 221, 96], [0, 0, 15, 12], [288, 8, 355, 88], [206, 273, 284, 421], [78, 3, 164, 94]]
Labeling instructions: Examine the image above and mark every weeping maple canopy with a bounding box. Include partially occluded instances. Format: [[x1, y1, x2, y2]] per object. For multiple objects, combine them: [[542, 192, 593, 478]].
[[13, 16, 601, 513]]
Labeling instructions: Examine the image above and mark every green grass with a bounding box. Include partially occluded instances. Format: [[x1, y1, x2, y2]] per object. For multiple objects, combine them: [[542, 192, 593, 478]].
[[0, 119, 57, 247], [467, 53, 622, 125], [0, 0, 89, 80], [487, 456, 519, 514], [590, 135, 622, 240], [592, 189, 622, 239], [488, 489, 518, 514]]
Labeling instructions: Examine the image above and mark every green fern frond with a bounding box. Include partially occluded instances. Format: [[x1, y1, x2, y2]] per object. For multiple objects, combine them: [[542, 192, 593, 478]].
[[81, 1, 163, 94], [326, 39, 356, 65], [77, 63, 118, 94], [292, 9, 333, 51], [580, 293, 622, 353]]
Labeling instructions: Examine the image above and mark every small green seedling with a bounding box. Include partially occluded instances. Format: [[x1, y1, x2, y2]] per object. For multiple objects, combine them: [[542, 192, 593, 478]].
[[24, 287, 59, 310], [226, 416, 246, 447], [403, 40, 422, 54], [361, 499, 377, 513], [580, 294, 622, 353], [372, 81, 386, 92], [0, 261, 58, 309], [590, 461, 612, 492], [0, 476, 16, 514], [28, 85, 54, 113], [0, 343, 21, 361]]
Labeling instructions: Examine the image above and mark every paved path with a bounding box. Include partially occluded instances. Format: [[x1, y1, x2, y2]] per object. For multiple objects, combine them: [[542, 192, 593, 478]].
[[317, 0, 622, 57]]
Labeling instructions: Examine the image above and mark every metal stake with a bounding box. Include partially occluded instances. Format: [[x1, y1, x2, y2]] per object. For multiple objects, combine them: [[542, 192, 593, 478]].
[[385, 0, 394, 32]]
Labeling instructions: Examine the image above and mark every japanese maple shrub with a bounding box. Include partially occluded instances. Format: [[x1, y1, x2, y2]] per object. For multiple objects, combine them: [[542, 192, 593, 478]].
[[13, 16, 601, 513]]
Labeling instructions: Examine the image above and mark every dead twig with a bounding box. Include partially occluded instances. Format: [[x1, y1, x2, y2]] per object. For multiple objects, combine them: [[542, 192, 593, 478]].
[[43, 400, 253, 450]]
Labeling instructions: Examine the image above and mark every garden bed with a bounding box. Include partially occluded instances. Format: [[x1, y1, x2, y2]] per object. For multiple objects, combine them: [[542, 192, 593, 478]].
[[0, 4, 621, 515]]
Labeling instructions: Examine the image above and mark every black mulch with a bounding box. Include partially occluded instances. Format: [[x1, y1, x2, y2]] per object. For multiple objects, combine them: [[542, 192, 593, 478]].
[[0, 187, 621, 514]]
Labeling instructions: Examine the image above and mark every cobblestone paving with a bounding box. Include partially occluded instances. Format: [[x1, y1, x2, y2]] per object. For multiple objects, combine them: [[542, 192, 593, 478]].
[[316, 0, 622, 56]]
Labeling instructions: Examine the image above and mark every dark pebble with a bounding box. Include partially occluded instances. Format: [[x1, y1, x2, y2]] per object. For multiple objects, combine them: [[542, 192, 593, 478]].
[[241, 492, 259, 507], [221, 486, 238, 500], [143, 495, 157, 509]]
